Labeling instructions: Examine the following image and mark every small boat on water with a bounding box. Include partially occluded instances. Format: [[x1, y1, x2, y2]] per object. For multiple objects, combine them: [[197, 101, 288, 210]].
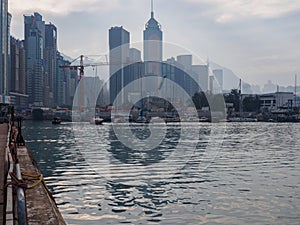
[[52, 117, 61, 124], [199, 117, 210, 122], [134, 116, 149, 124], [163, 115, 180, 123], [228, 117, 258, 122], [90, 117, 104, 125]]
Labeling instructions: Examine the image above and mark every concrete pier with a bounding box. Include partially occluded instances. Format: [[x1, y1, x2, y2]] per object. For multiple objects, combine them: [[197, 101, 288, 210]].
[[0, 123, 9, 225], [0, 122, 66, 225], [17, 145, 66, 224]]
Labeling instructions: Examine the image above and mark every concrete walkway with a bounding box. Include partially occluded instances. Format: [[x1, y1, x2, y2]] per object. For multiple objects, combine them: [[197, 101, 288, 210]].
[[0, 123, 9, 225]]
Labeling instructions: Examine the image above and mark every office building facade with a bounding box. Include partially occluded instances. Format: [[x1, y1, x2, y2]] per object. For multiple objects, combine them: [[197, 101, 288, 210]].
[[44, 23, 57, 107], [0, 0, 11, 99], [143, 6, 162, 76], [192, 65, 209, 92], [10, 37, 28, 107], [24, 12, 45, 106], [109, 26, 130, 105]]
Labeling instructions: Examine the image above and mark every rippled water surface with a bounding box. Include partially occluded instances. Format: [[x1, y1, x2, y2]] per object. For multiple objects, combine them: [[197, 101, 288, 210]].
[[22, 121, 300, 224]]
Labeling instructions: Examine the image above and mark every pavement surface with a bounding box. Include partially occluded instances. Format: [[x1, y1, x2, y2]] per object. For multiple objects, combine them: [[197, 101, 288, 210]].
[[0, 123, 9, 225]]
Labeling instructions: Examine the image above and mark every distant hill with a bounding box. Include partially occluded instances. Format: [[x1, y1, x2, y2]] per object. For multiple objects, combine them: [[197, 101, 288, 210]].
[[210, 61, 257, 93]]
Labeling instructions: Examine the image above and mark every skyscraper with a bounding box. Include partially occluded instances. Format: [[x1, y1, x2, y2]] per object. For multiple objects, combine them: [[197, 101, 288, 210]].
[[56, 52, 68, 107], [24, 12, 45, 106], [0, 0, 10, 98], [10, 37, 28, 107], [109, 26, 130, 105], [192, 65, 209, 92], [143, 0, 162, 75], [177, 55, 192, 71], [44, 23, 57, 107]]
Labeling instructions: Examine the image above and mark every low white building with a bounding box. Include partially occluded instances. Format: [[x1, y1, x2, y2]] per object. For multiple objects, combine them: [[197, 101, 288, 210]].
[[259, 92, 294, 111]]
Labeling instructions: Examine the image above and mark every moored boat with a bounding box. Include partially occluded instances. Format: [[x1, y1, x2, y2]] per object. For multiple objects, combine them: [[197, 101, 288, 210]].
[[52, 117, 61, 124], [90, 117, 104, 125]]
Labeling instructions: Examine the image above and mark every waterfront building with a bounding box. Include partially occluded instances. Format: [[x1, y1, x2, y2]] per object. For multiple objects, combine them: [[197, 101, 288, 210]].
[[44, 23, 57, 107], [10, 37, 28, 107], [0, 0, 11, 100], [259, 92, 294, 112], [24, 12, 45, 106], [109, 26, 130, 105], [176, 55, 199, 99], [191, 64, 209, 92], [128, 48, 143, 100], [161, 57, 199, 106], [69, 69, 78, 107], [56, 52, 75, 107]]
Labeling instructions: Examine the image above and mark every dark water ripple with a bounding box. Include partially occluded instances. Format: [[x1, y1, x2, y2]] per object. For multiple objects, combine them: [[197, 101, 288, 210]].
[[22, 121, 300, 225]]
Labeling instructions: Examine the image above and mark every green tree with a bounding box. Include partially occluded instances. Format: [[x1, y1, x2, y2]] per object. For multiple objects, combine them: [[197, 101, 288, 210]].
[[242, 96, 260, 112], [224, 89, 240, 112], [192, 92, 209, 109]]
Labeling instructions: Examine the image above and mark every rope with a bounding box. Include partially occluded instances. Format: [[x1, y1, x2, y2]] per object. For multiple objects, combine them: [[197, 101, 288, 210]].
[[7, 172, 43, 189]]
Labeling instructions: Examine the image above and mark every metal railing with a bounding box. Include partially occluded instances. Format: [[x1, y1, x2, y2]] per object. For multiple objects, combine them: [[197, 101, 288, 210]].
[[7, 110, 27, 225]]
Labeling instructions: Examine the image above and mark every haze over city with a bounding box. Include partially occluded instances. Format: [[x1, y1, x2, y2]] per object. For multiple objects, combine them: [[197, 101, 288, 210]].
[[8, 0, 300, 87]]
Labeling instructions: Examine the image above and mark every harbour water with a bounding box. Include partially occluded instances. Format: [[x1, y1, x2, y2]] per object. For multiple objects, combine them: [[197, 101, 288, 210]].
[[22, 121, 300, 225]]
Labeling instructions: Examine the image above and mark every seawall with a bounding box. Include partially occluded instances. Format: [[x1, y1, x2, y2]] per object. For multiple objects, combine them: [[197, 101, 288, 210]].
[[0, 121, 66, 224]]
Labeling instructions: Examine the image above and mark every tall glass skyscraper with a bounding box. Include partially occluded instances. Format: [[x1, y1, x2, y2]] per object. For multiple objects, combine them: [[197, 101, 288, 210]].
[[0, 0, 10, 98], [109, 26, 130, 105], [44, 23, 57, 107], [143, 1, 163, 76], [24, 12, 45, 106]]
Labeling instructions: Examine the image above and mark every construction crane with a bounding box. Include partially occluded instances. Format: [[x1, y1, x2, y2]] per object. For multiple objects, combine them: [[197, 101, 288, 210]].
[[59, 55, 109, 111], [59, 55, 109, 80], [59, 54, 140, 111]]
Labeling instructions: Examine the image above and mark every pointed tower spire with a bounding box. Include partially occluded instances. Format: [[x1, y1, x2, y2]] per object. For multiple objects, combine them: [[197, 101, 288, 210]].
[[151, 0, 154, 18]]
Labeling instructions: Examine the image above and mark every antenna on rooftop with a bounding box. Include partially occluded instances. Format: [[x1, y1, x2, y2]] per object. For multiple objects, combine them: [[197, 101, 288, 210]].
[[151, 0, 154, 18], [295, 74, 297, 108]]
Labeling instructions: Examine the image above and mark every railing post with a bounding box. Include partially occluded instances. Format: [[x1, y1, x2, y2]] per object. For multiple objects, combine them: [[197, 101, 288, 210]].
[[15, 162, 27, 225]]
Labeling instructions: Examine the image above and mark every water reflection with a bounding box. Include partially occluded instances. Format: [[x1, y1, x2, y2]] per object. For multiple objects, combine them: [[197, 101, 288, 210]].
[[108, 124, 181, 165], [22, 121, 300, 225]]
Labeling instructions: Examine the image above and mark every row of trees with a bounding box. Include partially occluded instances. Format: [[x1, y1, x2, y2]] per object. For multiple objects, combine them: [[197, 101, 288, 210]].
[[192, 89, 261, 112]]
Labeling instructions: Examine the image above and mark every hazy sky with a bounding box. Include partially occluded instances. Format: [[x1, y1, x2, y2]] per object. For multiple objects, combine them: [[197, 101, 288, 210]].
[[8, 0, 300, 87]]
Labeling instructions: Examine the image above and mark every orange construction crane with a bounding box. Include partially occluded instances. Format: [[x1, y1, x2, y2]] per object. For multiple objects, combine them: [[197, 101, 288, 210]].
[[59, 54, 141, 111], [59, 55, 109, 80], [59, 55, 109, 110]]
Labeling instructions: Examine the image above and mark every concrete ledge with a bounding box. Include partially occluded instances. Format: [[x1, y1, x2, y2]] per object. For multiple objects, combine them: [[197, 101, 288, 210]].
[[17, 145, 66, 225]]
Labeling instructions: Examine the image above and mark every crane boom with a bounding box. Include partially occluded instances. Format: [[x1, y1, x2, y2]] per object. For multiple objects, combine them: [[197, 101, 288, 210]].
[[59, 55, 110, 80]]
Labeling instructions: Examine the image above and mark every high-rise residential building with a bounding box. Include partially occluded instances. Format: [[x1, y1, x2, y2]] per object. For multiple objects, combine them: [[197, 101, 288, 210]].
[[55, 52, 77, 107], [69, 69, 78, 106], [128, 48, 143, 97], [44, 23, 57, 107], [143, 1, 163, 76], [0, 0, 11, 100], [10, 37, 28, 107], [56, 52, 69, 107], [24, 12, 45, 106], [109, 26, 130, 105]]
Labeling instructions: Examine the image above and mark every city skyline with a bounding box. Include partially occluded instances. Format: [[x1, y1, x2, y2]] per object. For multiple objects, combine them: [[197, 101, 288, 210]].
[[8, 0, 300, 87]]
